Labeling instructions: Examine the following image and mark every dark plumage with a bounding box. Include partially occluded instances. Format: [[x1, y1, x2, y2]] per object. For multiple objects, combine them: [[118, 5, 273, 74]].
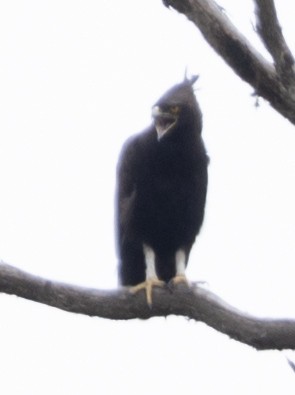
[[115, 76, 208, 304]]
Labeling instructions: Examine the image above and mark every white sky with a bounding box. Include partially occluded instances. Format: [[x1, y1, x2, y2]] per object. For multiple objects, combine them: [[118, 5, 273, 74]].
[[0, 0, 295, 394]]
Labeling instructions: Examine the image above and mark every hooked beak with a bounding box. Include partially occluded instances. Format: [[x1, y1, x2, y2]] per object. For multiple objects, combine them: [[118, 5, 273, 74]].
[[152, 106, 177, 141]]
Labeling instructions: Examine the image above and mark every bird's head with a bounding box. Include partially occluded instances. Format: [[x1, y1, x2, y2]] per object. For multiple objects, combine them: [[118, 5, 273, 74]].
[[152, 75, 201, 141]]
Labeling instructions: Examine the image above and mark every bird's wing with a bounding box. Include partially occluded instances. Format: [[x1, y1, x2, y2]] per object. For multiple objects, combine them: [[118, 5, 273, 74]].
[[116, 137, 140, 238], [117, 137, 138, 200]]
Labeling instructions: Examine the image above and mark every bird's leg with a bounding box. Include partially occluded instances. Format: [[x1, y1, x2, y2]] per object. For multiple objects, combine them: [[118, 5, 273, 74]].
[[129, 244, 164, 307], [171, 249, 189, 286]]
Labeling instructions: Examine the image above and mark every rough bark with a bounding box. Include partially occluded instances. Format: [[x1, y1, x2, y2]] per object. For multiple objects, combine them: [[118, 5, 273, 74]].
[[254, 0, 295, 87], [163, 0, 295, 125], [1, 261, 295, 351]]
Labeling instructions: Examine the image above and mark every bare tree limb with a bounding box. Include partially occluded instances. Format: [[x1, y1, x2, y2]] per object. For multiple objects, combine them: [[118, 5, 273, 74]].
[[254, 0, 295, 88], [1, 261, 295, 350], [163, 0, 295, 125]]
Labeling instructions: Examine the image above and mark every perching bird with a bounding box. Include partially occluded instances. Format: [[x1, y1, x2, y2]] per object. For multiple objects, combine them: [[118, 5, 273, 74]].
[[115, 76, 208, 305]]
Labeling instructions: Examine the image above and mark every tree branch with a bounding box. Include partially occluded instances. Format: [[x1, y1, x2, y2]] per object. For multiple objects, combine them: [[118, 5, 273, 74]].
[[163, 0, 295, 125], [254, 0, 295, 87], [1, 261, 295, 350]]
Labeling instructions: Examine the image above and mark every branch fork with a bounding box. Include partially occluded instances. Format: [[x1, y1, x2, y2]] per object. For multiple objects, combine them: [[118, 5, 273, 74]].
[[164, 0, 295, 124]]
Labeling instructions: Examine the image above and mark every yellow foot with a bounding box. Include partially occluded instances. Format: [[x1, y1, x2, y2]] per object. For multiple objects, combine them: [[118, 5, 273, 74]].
[[171, 274, 189, 286], [130, 277, 164, 307]]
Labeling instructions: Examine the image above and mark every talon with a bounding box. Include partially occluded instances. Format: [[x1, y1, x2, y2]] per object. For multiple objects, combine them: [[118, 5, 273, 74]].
[[130, 277, 164, 306]]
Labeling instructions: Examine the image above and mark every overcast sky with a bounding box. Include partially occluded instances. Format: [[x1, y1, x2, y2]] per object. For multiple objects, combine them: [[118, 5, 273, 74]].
[[1, 1, 295, 394]]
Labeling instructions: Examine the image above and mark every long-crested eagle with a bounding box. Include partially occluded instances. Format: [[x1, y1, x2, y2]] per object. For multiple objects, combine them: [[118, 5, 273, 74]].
[[115, 76, 208, 305]]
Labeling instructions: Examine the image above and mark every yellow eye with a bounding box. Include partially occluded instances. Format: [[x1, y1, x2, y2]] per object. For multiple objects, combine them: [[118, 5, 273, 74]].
[[170, 105, 180, 115]]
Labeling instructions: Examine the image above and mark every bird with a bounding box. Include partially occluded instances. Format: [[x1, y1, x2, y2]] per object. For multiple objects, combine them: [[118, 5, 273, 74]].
[[115, 76, 208, 306]]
